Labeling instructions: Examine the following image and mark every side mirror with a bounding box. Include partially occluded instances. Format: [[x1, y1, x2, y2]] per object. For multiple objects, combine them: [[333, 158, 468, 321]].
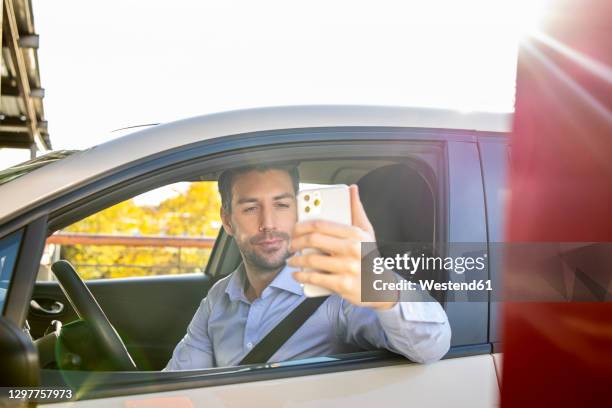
[[0, 317, 39, 387]]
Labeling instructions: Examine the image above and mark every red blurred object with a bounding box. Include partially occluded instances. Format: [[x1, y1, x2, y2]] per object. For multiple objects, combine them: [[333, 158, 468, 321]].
[[501, 0, 612, 406]]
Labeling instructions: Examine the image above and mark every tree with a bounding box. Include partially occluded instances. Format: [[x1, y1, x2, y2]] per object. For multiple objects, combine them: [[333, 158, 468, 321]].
[[61, 181, 222, 279]]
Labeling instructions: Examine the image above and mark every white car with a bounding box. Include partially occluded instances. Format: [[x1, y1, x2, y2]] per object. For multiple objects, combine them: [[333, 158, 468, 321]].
[[0, 105, 509, 407]]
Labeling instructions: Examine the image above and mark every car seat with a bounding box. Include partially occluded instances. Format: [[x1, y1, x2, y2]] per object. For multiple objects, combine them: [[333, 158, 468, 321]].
[[357, 163, 445, 304]]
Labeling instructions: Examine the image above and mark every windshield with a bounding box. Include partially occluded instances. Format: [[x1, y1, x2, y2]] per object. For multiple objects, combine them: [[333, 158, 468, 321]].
[[0, 150, 79, 186]]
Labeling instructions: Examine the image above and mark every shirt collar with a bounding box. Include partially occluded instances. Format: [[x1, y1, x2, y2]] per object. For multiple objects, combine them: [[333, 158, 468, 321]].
[[225, 262, 303, 303], [224, 263, 249, 303], [268, 263, 303, 296]]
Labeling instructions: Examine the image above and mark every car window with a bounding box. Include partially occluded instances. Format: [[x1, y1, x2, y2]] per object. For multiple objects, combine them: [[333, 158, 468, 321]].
[[0, 230, 23, 313], [38, 181, 221, 281]]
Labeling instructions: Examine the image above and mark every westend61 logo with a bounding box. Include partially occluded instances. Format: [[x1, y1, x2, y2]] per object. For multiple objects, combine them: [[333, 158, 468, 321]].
[[370, 251, 491, 295], [361, 242, 492, 303]]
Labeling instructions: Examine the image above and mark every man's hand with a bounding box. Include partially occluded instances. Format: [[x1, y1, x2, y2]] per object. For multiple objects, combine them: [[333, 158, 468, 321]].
[[288, 184, 397, 310]]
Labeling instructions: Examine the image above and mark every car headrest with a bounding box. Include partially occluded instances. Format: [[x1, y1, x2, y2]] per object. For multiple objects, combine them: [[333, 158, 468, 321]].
[[357, 163, 434, 248], [357, 164, 445, 304]]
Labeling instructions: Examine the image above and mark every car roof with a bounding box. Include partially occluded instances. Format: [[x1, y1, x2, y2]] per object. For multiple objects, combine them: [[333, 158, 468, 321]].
[[0, 105, 511, 224]]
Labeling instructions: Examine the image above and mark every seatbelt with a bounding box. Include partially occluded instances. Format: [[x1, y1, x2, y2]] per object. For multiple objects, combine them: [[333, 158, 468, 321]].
[[239, 296, 329, 365]]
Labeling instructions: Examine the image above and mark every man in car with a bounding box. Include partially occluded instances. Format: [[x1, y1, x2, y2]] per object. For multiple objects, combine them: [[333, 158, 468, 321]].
[[163, 164, 450, 370]]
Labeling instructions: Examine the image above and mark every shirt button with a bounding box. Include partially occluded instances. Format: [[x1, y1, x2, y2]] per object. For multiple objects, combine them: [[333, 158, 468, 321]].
[[247, 342, 253, 349]]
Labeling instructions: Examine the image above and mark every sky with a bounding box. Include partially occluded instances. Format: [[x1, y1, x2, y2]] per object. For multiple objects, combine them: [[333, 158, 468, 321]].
[[0, 0, 545, 168]]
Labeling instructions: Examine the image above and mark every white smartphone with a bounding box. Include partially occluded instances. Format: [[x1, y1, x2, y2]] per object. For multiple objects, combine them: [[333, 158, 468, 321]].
[[296, 184, 352, 297]]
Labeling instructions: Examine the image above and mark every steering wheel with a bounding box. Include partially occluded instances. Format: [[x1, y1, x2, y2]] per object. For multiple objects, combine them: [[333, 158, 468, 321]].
[[51, 260, 137, 371]]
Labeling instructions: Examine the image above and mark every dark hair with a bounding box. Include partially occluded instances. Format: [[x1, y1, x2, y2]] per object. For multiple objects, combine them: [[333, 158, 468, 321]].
[[218, 163, 300, 213]]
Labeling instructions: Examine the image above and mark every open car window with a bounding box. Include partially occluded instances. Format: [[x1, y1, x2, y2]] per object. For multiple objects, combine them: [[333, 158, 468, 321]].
[[39, 181, 222, 281]]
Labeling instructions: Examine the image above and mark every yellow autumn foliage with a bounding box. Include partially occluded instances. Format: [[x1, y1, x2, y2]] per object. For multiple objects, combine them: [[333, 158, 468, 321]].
[[62, 181, 222, 279]]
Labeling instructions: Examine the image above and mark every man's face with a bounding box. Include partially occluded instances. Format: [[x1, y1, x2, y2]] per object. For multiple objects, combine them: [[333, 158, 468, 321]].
[[222, 169, 297, 272]]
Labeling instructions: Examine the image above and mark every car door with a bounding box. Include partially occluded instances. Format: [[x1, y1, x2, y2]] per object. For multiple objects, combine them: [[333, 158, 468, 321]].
[[39, 131, 500, 408], [1, 118, 506, 406]]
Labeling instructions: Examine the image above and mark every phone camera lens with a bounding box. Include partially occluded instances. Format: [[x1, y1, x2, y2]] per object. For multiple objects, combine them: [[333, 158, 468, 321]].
[[304, 194, 310, 201], [305, 206, 311, 213]]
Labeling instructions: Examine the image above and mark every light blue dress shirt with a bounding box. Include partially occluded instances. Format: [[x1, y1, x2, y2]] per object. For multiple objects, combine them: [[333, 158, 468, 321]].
[[163, 263, 451, 371]]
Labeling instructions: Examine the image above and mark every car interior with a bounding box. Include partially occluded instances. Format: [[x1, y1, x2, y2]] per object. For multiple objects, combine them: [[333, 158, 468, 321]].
[[27, 155, 442, 373]]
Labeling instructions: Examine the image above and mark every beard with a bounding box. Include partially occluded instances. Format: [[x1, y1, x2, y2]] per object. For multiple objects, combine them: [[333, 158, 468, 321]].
[[236, 230, 292, 272]]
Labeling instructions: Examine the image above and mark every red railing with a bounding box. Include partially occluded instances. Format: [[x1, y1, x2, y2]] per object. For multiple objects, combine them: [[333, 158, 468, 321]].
[[46, 233, 215, 248], [43, 233, 217, 278]]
